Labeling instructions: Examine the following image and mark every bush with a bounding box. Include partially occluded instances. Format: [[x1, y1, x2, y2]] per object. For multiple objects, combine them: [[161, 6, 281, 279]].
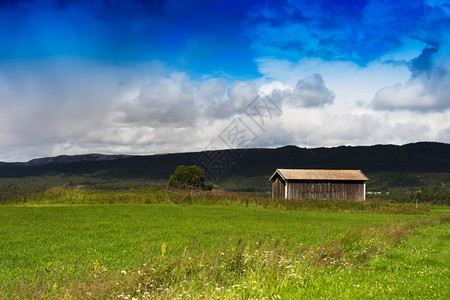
[[168, 165, 207, 191]]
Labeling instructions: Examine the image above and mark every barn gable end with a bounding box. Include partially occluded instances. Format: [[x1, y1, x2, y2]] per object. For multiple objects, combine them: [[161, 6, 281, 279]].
[[271, 172, 286, 199]]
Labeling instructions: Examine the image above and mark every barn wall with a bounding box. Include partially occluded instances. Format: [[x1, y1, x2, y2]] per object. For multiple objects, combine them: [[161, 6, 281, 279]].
[[272, 176, 285, 199], [286, 180, 366, 201]]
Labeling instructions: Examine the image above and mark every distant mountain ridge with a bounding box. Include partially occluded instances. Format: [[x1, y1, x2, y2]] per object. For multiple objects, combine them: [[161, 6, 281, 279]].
[[0, 142, 449, 180], [25, 154, 130, 166]]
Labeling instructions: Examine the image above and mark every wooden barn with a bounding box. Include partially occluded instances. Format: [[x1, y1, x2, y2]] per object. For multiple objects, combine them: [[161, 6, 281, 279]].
[[269, 169, 369, 201]]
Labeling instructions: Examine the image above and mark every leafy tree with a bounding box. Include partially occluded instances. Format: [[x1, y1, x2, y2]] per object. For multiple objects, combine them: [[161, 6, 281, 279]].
[[168, 165, 207, 191]]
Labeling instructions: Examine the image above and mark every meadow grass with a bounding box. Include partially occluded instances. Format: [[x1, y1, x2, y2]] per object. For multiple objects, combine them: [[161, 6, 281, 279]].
[[0, 188, 447, 299], [6, 186, 430, 215]]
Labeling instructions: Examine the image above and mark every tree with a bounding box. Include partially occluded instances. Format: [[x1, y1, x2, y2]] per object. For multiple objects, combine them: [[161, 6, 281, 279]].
[[168, 165, 207, 191]]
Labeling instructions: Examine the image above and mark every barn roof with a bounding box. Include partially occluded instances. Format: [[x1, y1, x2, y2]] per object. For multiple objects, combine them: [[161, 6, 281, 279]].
[[269, 169, 369, 181]]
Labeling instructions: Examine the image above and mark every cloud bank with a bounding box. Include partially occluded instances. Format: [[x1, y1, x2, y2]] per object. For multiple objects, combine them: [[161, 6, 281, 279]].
[[0, 0, 450, 161], [1, 56, 449, 162], [372, 45, 450, 111]]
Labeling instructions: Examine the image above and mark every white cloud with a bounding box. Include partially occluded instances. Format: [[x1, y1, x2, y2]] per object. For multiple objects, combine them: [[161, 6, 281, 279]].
[[373, 80, 434, 111], [256, 57, 411, 114], [259, 81, 291, 95], [254, 56, 448, 148], [116, 72, 199, 127], [372, 64, 450, 112], [0, 58, 129, 146], [438, 127, 450, 142], [268, 106, 443, 148], [371, 36, 450, 112], [204, 80, 258, 119], [0, 59, 274, 161], [286, 74, 334, 107], [0, 56, 448, 162]]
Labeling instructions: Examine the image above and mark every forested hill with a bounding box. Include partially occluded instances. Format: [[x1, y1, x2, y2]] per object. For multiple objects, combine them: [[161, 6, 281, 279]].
[[0, 142, 449, 180]]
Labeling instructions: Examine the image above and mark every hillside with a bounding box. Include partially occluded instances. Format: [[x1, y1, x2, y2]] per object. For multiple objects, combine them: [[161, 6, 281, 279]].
[[0, 142, 449, 180]]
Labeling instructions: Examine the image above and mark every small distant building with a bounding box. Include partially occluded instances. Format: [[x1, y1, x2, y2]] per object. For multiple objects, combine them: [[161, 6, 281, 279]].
[[269, 169, 369, 201]]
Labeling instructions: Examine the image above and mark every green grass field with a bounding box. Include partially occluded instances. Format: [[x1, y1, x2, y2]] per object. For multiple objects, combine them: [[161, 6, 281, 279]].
[[0, 190, 448, 299]]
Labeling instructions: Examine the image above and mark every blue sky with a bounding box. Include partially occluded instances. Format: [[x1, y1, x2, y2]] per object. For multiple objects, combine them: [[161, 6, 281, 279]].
[[0, 0, 449, 161]]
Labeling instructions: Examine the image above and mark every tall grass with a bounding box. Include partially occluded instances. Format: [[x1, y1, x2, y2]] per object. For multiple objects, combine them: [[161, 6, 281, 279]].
[[11, 219, 438, 299], [0, 194, 446, 299], [4, 186, 430, 214]]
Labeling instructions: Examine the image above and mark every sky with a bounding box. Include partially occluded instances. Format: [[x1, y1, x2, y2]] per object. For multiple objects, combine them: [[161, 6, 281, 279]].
[[0, 0, 449, 162]]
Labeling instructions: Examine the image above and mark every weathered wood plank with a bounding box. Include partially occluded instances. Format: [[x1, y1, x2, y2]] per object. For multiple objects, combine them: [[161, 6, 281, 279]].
[[285, 180, 365, 201], [272, 175, 285, 199]]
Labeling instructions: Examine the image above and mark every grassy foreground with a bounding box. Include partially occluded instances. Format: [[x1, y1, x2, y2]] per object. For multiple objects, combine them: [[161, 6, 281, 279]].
[[0, 190, 448, 299]]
